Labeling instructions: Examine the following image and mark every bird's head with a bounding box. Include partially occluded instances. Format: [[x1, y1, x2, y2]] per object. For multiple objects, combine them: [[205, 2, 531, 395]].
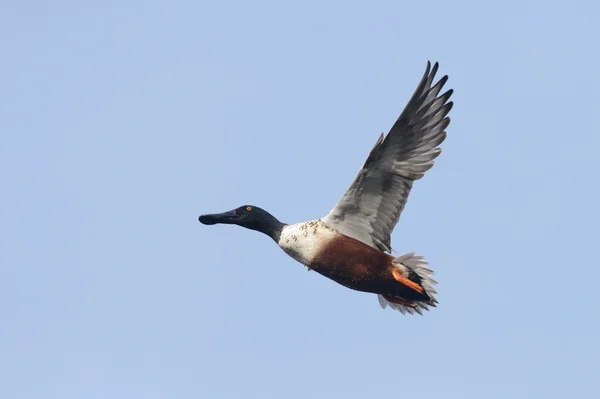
[[198, 205, 285, 241]]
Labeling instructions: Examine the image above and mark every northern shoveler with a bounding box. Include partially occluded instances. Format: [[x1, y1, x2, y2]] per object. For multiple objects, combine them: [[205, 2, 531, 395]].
[[199, 61, 453, 315]]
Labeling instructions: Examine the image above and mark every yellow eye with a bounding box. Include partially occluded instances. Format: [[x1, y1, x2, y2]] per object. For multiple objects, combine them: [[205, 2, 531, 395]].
[[246, 206, 252, 211]]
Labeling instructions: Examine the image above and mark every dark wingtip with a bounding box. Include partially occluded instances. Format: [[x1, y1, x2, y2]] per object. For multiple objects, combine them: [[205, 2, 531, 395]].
[[438, 74, 449, 87]]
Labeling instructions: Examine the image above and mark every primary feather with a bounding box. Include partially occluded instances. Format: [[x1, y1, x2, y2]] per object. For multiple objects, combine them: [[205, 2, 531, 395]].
[[322, 61, 453, 252]]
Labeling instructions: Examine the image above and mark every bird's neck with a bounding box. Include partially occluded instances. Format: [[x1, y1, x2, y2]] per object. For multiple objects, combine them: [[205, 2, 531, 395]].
[[246, 217, 287, 242]]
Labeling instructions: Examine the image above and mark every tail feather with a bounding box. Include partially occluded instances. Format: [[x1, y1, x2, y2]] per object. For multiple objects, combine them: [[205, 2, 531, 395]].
[[397, 252, 438, 297], [378, 252, 438, 315]]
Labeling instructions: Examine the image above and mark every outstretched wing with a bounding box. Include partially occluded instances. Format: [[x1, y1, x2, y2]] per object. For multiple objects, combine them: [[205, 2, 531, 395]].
[[322, 61, 453, 252]]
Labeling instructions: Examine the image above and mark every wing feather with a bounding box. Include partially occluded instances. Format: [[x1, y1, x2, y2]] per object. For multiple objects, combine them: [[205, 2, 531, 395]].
[[322, 61, 453, 252]]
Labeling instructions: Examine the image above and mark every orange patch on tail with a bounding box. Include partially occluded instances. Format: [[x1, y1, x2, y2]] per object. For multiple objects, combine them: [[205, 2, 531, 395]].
[[391, 269, 424, 293]]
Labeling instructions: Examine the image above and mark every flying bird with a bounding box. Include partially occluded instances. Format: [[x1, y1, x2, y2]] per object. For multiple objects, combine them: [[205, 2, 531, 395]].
[[199, 61, 453, 314]]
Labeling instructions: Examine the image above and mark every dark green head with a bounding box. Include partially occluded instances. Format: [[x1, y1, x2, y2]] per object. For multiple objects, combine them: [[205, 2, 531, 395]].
[[198, 205, 286, 241]]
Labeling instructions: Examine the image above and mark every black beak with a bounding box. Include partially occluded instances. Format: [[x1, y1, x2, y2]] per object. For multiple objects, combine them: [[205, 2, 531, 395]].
[[198, 209, 238, 225]]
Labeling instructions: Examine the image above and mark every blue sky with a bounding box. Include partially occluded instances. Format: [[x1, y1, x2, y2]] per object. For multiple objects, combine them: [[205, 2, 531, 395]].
[[1, 1, 599, 398]]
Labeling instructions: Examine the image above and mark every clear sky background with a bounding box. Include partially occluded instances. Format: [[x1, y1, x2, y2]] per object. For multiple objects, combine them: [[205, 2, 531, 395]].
[[1, 1, 599, 398]]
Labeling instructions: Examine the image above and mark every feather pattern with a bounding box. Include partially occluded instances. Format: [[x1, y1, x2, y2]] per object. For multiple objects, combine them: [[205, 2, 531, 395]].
[[322, 61, 453, 252]]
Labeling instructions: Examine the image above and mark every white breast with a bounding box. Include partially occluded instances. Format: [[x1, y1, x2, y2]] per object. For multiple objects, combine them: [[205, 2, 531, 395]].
[[278, 219, 338, 266]]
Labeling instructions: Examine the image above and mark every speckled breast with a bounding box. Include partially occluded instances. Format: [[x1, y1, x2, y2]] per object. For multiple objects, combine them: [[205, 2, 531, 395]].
[[278, 219, 396, 293]]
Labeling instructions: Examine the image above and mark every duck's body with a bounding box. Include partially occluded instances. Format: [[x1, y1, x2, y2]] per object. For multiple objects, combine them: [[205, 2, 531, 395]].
[[279, 220, 432, 306], [199, 61, 453, 315]]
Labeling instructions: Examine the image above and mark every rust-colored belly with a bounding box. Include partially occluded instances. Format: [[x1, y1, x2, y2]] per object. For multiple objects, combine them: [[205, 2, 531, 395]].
[[310, 234, 397, 294]]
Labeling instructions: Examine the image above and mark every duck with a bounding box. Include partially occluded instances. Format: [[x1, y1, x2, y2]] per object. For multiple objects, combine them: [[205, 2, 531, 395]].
[[199, 61, 453, 315]]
